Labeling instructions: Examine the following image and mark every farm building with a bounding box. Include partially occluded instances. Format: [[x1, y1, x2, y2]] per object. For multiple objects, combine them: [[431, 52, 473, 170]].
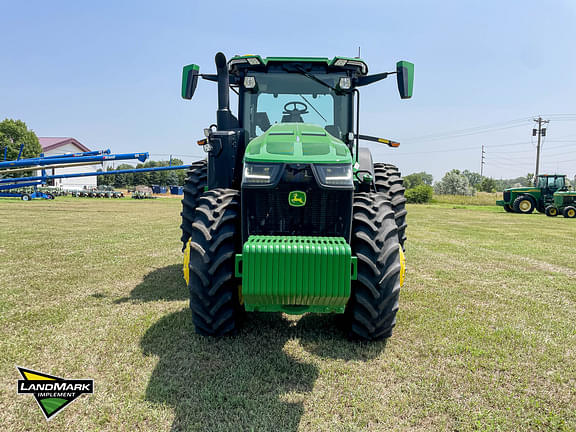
[[38, 137, 99, 189]]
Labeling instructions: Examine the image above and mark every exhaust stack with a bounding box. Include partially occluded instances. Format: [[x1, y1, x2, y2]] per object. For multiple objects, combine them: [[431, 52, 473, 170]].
[[215, 52, 233, 130]]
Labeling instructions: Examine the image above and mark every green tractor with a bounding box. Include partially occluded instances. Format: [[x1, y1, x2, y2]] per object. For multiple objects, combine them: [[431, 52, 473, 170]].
[[180, 53, 413, 340], [496, 174, 568, 214], [545, 190, 576, 218]]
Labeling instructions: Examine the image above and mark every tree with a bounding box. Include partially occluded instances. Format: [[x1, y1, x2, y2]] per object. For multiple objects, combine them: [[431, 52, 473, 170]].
[[404, 172, 433, 189], [525, 173, 534, 186], [0, 119, 42, 160], [462, 170, 483, 189], [478, 177, 497, 192], [434, 169, 473, 195]]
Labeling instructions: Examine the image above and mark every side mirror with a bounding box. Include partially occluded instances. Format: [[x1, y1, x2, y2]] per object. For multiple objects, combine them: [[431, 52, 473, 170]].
[[396, 61, 414, 99], [181, 64, 200, 99]]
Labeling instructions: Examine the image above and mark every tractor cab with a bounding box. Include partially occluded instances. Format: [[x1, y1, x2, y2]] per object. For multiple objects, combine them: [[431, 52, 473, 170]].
[[536, 174, 567, 194]]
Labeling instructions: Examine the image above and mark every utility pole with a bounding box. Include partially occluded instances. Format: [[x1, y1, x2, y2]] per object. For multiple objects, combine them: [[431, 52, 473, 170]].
[[533, 116, 549, 185], [481, 144, 486, 177]]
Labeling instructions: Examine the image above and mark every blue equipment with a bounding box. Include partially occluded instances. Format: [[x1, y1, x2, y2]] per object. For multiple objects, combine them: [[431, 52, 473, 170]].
[[0, 149, 190, 200]]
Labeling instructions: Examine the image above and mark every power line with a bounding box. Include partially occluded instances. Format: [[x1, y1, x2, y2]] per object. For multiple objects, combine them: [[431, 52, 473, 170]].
[[533, 116, 550, 182]]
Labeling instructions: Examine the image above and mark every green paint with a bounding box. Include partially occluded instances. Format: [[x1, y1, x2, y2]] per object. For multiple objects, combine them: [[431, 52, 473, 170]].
[[181, 64, 199, 99], [235, 236, 357, 314], [244, 123, 352, 164], [40, 397, 68, 415], [553, 191, 576, 210], [288, 191, 306, 207]]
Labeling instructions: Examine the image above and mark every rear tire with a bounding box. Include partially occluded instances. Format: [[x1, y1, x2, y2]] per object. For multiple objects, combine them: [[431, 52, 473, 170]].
[[187, 188, 242, 336], [373, 163, 407, 248], [563, 206, 576, 218], [545, 206, 558, 217], [345, 192, 401, 341], [21, 194, 30, 201], [180, 160, 208, 250], [513, 195, 535, 214]]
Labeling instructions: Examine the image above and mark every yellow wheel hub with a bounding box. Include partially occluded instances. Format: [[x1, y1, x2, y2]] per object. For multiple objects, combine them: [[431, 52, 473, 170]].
[[519, 200, 531, 212], [399, 246, 406, 287], [183, 239, 191, 285], [569, 209, 576, 217]]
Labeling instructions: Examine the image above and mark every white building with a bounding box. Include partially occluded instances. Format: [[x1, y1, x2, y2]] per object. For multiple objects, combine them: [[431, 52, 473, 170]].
[[38, 137, 99, 190]]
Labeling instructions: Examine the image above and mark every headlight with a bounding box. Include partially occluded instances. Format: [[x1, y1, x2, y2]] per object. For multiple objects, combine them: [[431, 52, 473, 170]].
[[313, 164, 354, 188], [242, 163, 283, 186]]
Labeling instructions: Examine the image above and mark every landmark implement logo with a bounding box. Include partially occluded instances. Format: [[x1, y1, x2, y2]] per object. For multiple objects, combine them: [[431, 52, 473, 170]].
[[16, 366, 94, 420]]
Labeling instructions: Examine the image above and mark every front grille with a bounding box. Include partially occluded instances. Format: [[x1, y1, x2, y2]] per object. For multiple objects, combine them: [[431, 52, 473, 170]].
[[242, 165, 352, 242], [504, 191, 511, 202]]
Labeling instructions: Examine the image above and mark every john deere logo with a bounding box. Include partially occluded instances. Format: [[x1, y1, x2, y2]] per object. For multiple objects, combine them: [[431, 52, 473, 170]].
[[16, 366, 94, 420], [289, 191, 306, 207]]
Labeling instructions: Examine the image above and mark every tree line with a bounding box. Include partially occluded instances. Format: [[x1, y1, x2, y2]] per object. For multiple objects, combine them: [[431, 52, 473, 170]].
[[96, 160, 188, 188], [403, 169, 535, 203]]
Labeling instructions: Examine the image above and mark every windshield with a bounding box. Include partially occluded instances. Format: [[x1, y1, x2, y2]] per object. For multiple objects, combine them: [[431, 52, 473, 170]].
[[538, 176, 565, 189], [242, 72, 352, 141]]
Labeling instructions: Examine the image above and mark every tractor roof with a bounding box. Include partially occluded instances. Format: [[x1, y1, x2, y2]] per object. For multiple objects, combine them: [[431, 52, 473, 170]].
[[228, 55, 368, 75], [539, 174, 566, 177]]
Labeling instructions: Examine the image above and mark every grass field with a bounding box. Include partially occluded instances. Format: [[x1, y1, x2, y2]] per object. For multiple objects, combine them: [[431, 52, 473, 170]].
[[1, 197, 575, 431]]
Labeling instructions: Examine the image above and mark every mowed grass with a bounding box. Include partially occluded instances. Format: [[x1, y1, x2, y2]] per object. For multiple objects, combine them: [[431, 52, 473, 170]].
[[0, 197, 575, 431]]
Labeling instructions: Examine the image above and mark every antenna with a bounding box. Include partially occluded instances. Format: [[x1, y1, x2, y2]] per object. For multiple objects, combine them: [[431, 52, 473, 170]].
[[357, 46, 361, 58]]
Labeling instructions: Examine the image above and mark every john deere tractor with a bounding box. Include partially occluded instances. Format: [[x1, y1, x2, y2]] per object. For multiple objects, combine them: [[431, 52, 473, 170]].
[[180, 53, 413, 340], [545, 190, 576, 218], [496, 174, 568, 214]]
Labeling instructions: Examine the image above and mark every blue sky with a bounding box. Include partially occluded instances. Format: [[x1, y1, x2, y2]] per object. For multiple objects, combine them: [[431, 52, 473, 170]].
[[2, 0, 576, 181]]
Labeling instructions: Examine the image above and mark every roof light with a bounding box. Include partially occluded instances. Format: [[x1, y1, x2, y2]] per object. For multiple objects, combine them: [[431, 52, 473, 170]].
[[229, 58, 248, 67], [346, 60, 368, 74], [246, 57, 261, 65], [244, 76, 257, 89], [338, 77, 352, 90], [334, 59, 347, 66]]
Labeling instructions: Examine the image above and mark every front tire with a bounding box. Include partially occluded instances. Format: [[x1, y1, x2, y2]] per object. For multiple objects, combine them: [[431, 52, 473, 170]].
[[545, 206, 558, 217], [504, 204, 514, 213], [187, 188, 242, 336], [180, 160, 208, 250], [373, 163, 407, 248], [513, 195, 535, 214], [563, 206, 576, 218], [345, 192, 401, 341]]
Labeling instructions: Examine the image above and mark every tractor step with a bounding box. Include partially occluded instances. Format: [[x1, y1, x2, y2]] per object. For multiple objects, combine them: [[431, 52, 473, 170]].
[[235, 236, 357, 314]]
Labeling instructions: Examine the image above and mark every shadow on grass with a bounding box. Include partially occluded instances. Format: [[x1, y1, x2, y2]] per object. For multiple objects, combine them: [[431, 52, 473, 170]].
[[141, 310, 388, 431], [115, 264, 187, 303]]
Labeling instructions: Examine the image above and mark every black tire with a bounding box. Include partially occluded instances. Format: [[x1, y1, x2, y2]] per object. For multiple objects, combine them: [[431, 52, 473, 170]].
[[513, 195, 535, 214], [187, 188, 242, 336], [21, 194, 31, 201], [563, 206, 576, 218], [373, 163, 407, 248], [545, 206, 558, 217], [180, 159, 208, 250], [345, 192, 401, 341], [504, 204, 514, 213]]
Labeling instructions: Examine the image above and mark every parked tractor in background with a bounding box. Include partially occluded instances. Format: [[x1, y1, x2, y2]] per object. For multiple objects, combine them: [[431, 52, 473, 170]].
[[545, 190, 576, 218], [180, 52, 413, 340], [496, 174, 568, 214]]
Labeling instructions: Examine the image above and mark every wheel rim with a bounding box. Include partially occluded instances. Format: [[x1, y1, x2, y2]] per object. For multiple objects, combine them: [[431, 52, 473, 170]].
[[551, 209, 557, 216], [569, 209, 575, 217], [519, 200, 531, 212]]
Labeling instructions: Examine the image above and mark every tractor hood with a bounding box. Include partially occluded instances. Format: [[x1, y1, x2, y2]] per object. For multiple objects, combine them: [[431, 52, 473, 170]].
[[504, 186, 541, 193], [244, 123, 352, 164]]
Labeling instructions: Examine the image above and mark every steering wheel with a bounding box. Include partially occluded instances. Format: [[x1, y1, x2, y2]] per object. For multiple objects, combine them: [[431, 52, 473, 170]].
[[283, 101, 308, 115]]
